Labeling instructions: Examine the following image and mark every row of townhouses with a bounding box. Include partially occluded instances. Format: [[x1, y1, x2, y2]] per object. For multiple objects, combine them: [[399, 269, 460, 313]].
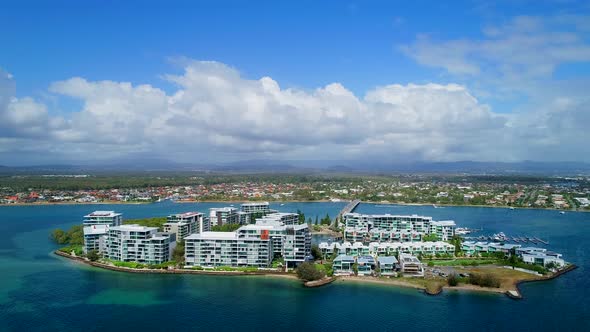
[[332, 253, 424, 277], [342, 213, 456, 243], [319, 241, 455, 258]]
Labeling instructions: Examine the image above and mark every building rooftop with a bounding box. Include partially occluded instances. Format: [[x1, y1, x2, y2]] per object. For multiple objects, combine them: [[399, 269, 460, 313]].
[[84, 211, 121, 218], [169, 212, 202, 218], [110, 224, 158, 232], [344, 212, 433, 219], [185, 231, 238, 240], [377, 256, 398, 264], [334, 254, 355, 262], [240, 202, 269, 206]]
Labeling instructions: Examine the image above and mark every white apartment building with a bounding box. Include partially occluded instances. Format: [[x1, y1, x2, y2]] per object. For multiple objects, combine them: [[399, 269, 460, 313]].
[[240, 202, 271, 214], [184, 222, 312, 268], [256, 212, 299, 226], [105, 224, 177, 264], [209, 207, 239, 227], [83, 211, 122, 254], [83, 211, 122, 226], [163, 212, 207, 240], [184, 232, 272, 268], [343, 213, 455, 243]]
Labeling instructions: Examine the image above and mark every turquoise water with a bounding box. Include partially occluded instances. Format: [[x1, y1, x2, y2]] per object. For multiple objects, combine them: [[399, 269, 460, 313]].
[[0, 201, 589, 331]]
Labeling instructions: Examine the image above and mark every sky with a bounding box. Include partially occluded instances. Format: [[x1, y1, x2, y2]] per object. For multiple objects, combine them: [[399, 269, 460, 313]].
[[1, 0, 590, 166]]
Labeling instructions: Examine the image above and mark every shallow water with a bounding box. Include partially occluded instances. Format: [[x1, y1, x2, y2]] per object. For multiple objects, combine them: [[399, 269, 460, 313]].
[[0, 201, 588, 331]]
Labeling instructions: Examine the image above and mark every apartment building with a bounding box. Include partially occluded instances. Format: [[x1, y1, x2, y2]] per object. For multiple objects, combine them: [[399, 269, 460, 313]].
[[184, 232, 272, 268], [209, 207, 239, 227], [83, 211, 122, 226], [342, 213, 455, 242], [184, 222, 312, 269], [163, 212, 207, 240], [240, 202, 271, 214], [257, 212, 299, 226], [399, 253, 424, 277], [105, 224, 177, 264], [82, 211, 122, 254]]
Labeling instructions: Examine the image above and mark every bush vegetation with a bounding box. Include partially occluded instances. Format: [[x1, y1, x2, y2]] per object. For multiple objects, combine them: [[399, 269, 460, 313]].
[[467, 273, 501, 288], [296, 262, 326, 281], [447, 273, 459, 286]]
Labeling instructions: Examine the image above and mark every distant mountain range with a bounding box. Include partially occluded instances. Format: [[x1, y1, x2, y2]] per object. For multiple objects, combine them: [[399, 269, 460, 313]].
[[1, 159, 590, 176]]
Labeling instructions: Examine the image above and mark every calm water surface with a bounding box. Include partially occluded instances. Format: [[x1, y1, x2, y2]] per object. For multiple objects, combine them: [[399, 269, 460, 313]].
[[0, 201, 588, 331]]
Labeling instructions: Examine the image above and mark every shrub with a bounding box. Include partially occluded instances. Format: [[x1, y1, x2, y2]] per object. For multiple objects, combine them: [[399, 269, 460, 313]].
[[87, 250, 99, 261], [296, 262, 325, 281], [427, 261, 434, 267], [468, 273, 500, 288], [447, 273, 459, 286]]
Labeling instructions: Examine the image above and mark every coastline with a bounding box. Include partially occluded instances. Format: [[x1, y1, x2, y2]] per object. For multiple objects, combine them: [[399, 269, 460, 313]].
[[54, 250, 575, 299], [2, 199, 586, 213]]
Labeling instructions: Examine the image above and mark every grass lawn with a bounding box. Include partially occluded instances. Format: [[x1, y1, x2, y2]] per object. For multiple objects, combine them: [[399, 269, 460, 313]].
[[462, 266, 542, 289]]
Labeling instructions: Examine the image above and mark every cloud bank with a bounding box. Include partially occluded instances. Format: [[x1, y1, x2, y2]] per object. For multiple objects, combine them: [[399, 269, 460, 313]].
[[0, 53, 588, 165]]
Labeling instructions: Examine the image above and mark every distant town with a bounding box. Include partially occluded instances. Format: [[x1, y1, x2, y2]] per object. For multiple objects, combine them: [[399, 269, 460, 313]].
[[2, 173, 590, 211]]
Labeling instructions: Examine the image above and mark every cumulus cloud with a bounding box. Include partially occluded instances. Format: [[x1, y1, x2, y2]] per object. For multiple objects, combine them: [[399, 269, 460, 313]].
[[0, 59, 588, 164]]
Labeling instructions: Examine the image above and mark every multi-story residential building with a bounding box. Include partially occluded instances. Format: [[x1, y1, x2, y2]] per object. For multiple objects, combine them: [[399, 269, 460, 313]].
[[83, 224, 109, 253], [342, 213, 455, 242], [184, 232, 272, 268], [357, 255, 376, 276], [163, 212, 206, 240], [240, 202, 271, 214], [209, 207, 239, 227], [184, 222, 312, 269], [377, 256, 398, 276], [83, 211, 122, 226], [333, 255, 355, 275], [105, 224, 177, 264], [399, 253, 424, 276], [517, 247, 565, 267], [430, 221, 456, 241], [257, 212, 299, 226], [82, 211, 122, 254]]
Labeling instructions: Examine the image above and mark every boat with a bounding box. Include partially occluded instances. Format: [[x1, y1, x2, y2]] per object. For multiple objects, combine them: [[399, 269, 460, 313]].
[[560, 211, 566, 214], [509, 207, 515, 210], [280, 203, 285, 206]]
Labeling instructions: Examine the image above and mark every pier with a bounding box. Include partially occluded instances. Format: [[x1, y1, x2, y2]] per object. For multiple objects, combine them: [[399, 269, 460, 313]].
[[333, 199, 361, 226]]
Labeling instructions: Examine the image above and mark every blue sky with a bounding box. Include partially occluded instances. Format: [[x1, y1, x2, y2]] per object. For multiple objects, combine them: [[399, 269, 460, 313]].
[[1, 0, 590, 165]]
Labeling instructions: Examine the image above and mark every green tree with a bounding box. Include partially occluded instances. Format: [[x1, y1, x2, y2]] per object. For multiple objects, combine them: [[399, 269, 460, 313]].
[[311, 244, 322, 260], [447, 273, 459, 286], [172, 241, 185, 265], [87, 250, 99, 262], [352, 263, 358, 276], [51, 228, 68, 244], [296, 262, 325, 281], [422, 234, 438, 242]]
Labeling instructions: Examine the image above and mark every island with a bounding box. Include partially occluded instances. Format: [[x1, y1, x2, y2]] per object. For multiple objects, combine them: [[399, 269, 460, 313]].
[[52, 202, 576, 299]]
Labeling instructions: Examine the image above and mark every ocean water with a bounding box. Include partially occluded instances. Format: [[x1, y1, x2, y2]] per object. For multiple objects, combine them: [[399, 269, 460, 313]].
[[0, 201, 588, 331]]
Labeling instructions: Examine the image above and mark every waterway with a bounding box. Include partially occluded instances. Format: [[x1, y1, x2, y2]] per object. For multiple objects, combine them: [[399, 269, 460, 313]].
[[0, 201, 588, 331]]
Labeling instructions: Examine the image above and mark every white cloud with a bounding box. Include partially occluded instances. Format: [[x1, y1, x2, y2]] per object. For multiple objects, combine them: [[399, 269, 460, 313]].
[[0, 59, 589, 164], [400, 15, 590, 93]]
